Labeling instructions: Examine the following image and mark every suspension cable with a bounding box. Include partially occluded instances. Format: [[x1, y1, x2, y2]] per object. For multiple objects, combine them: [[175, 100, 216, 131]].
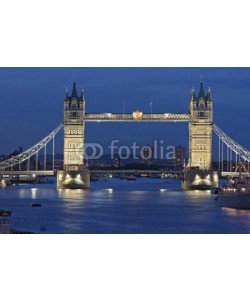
[[0, 124, 62, 171], [213, 124, 250, 162], [219, 136, 221, 172]]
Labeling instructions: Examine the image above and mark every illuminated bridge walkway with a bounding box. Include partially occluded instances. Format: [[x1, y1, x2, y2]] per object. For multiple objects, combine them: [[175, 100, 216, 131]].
[[85, 113, 190, 122]]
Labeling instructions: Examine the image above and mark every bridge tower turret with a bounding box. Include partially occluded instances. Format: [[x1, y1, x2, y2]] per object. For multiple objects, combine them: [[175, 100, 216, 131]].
[[183, 81, 218, 190], [189, 82, 213, 170], [57, 82, 90, 189]]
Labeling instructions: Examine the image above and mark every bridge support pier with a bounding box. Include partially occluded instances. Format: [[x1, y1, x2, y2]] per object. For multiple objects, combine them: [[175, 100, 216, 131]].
[[182, 170, 218, 190], [57, 169, 90, 189]]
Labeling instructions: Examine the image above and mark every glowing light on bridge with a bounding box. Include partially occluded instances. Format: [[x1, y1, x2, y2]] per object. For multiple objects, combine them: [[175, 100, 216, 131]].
[[133, 110, 143, 120]]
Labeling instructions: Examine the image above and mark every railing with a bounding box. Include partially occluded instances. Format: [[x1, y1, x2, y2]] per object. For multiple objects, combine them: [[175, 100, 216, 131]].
[[90, 169, 183, 174], [85, 113, 190, 122], [0, 170, 55, 176], [221, 172, 249, 177]]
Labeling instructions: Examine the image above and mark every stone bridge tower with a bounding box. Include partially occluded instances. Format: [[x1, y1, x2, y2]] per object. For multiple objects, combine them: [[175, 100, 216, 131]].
[[57, 82, 90, 189], [183, 81, 218, 190], [189, 82, 213, 170]]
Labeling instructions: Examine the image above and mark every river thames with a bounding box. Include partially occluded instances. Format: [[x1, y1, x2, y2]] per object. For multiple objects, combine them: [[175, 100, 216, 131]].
[[1, 178, 250, 234]]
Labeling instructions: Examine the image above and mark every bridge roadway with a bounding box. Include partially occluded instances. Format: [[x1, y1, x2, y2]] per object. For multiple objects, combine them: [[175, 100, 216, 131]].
[[84, 113, 190, 122], [0, 169, 183, 177], [221, 172, 249, 177], [0, 170, 55, 177], [0, 170, 244, 178], [90, 169, 183, 174]]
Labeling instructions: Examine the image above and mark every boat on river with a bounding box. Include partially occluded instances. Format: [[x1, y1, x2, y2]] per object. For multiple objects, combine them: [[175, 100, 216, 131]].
[[120, 175, 136, 181], [32, 203, 42, 208], [214, 163, 250, 209], [0, 209, 12, 217]]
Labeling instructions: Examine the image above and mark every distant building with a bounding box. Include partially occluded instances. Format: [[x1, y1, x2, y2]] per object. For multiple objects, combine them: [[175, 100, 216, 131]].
[[140, 146, 153, 165], [0, 154, 6, 161], [111, 155, 121, 168], [174, 145, 186, 167]]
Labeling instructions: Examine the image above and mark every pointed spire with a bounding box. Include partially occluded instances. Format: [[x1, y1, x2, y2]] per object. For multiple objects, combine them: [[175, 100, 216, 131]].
[[198, 80, 206, 99], [71, 82, 78, 98], [80, 87, 84, 98], [207, 86, 212, 100], [65, 87, 69, 99], [190, 86, 196, 101]]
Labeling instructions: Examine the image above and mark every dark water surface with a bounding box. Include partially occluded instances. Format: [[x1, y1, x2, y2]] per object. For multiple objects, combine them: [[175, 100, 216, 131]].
[[1, 178, 250, 233]]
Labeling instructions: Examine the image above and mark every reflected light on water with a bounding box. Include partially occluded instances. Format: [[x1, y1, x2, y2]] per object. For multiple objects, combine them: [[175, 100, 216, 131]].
[[31, 188, 38, 199], [127, 190, 148, 201], [184, 190, 211, 200], [222, 207, 250, 216], [129, 191, 147, 194], [58, 188, 89, 200], [18, 189, 28, 198], [18, 189, 36, 199], [105, 188, 113, 194]]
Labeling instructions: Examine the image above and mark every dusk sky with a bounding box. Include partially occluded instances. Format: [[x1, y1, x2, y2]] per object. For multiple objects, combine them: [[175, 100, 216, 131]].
[[0, 67, 250, 155]]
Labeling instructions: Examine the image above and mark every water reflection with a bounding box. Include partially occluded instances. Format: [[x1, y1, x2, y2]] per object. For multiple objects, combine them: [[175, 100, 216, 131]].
[[184, 190, 211, 200], [128, 190, 148, 200], [222, 207, 250, 216], [2, 179, 250, 233], [105, 188, 113, 194], [31, 188, 38, 199], [17, 187, 58, 200], [57, 188, 89, 200], [18, 189, 29, 198]]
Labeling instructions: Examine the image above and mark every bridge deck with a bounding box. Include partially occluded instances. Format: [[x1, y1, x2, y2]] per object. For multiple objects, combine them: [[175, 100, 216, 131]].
[[85, 113, 190, 122], [3, 170, 247, 177], [221, 172, 250, 177], [90, 169, 183, 174], [0, 170, 55, 176], [0, 169, 182, 176]]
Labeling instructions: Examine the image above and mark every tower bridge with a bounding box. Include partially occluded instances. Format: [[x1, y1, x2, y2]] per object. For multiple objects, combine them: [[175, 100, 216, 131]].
[[1, 81, 250, 190]]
